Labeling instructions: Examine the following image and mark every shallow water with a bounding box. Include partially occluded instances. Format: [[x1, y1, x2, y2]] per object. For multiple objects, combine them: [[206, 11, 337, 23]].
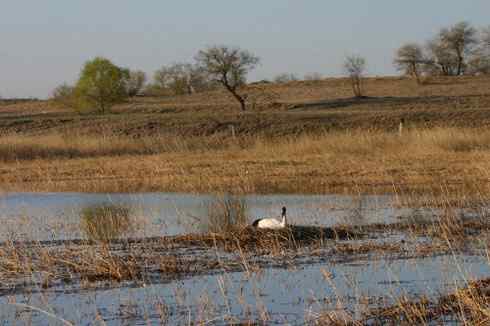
[[0, 192, 488, 325], [0, 253, 488, 325], [0, 192, 425, 241]]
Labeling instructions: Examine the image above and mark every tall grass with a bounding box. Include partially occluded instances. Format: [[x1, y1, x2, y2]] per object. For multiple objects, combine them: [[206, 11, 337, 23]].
[[3, 127, 490, 194], [3, 127, 490, 163], [80, 204, 132, 242], [0, 133, 256, 162], [202, 194, 248, 234], [252, 127, 490, 158]]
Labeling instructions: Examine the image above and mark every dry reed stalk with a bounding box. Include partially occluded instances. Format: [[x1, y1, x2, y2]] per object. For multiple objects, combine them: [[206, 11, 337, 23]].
[[2, 127, 490, 194]]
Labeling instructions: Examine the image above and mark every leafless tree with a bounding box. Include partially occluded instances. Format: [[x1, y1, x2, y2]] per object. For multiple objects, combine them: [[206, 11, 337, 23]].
[[343, 55, 366, 98], [468, 26, 490, 74], [51, 83, 76, 108], [153, 64, 187, 95], [195, 45, 260, 111], [482, 26, 490, 47], [125, 70, 146, 97], [426, 37, 459, 76], [153, 63, 212, 95], [274, 73, 298, 83], [394, 43, 426, 84], [429, 21, 478, 75]]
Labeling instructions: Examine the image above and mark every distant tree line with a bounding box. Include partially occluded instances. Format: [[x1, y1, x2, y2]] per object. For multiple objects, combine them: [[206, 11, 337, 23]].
[[394, 22, 490, 83], [50, 21, 490, 113]]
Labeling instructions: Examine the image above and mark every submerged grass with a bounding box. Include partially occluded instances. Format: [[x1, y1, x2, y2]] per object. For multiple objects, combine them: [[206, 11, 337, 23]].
[[80, 204, 132, 242], [202, 194, 249, 234], [0, 198, 489, 324]]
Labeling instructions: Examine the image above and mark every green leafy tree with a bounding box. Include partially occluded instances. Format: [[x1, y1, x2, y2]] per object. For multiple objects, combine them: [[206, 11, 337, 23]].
[[74, 57, 129, 113]]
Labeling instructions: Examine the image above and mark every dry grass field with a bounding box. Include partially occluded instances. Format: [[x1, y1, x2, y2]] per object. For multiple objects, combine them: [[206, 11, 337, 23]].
[[2, 76, 490, 324], [1, 75, 490, 194]]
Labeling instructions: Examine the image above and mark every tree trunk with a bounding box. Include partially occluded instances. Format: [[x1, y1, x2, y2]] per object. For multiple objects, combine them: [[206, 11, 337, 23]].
[[229, 88, 246, 111], [237, 96, 246, 111], [456, 47, 464, 75], [223, 81, 247, 111], [457, 57, 463, 75], [411, 63, 421, 84], [351, 76, 362, 97]]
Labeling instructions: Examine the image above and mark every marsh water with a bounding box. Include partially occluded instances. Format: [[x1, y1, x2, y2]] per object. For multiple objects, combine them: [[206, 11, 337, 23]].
[[1, 192, 423, 242], [0, 192, 489, 325]]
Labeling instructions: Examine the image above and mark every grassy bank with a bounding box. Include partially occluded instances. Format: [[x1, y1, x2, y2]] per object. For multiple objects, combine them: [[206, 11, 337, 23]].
[[1, 127, 490, 194]]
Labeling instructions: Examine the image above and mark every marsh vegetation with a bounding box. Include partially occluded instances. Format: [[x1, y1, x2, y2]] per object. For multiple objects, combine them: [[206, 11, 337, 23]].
[[1, 69, 490, 325], [0, 189, 489, 324]]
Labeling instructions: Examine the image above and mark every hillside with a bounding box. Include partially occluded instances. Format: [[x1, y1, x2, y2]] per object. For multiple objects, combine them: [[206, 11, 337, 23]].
[[1, 76, 490, 138], [2, 75, 490, 194]]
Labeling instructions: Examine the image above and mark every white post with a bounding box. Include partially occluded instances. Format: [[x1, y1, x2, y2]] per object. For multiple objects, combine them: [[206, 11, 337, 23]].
[[399, 118, 405, 136]]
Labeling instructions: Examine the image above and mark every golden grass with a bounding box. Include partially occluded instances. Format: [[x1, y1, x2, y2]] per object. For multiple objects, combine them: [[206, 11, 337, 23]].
[[2, 76, 490, 325], [0, 132, 252, 162], [357, 278, 490, 325], [3, 126, 490, 160], [1, 127, 490, 194], [80, 204, 132, 242]]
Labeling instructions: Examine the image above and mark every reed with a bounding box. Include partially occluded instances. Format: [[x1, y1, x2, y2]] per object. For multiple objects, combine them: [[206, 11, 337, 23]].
[[80, 204, 132, 242]]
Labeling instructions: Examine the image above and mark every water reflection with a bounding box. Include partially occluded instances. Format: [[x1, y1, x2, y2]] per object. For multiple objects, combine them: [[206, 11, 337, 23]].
[[0, 192, 437, 242], [0, 254, 488, 324]]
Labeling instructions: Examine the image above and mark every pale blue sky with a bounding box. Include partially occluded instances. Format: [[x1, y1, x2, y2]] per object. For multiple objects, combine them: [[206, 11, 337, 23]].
[[1, 1, 489, 98]]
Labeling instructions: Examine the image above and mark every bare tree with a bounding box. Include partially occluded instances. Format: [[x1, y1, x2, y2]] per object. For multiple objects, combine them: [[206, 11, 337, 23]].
[[468, 26, 490, 74], [51, 83, 77, 108], [153, 64, 186, 95], [438, 21, 478, 75], [153, 66, 171, 91], [184, 64, 216, 93], [483, 26, 490, 47], [153, 63, 212, 95], [426, 37, 459, 76], [467, 55, 490, 75], [125, 70, 146, 97], [274, 73, 298, 83], [343, 55, 366, 98], [195, 45, 260, 111], [394, 43, 426, 83]]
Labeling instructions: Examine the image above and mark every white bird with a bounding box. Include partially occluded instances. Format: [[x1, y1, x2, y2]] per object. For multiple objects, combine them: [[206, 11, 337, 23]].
[[252, 207, 287, 229]]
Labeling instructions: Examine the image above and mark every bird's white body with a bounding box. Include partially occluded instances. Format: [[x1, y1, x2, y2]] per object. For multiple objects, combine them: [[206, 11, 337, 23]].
[[252, 207, 287, 229], [254, 216, 286, 229]]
